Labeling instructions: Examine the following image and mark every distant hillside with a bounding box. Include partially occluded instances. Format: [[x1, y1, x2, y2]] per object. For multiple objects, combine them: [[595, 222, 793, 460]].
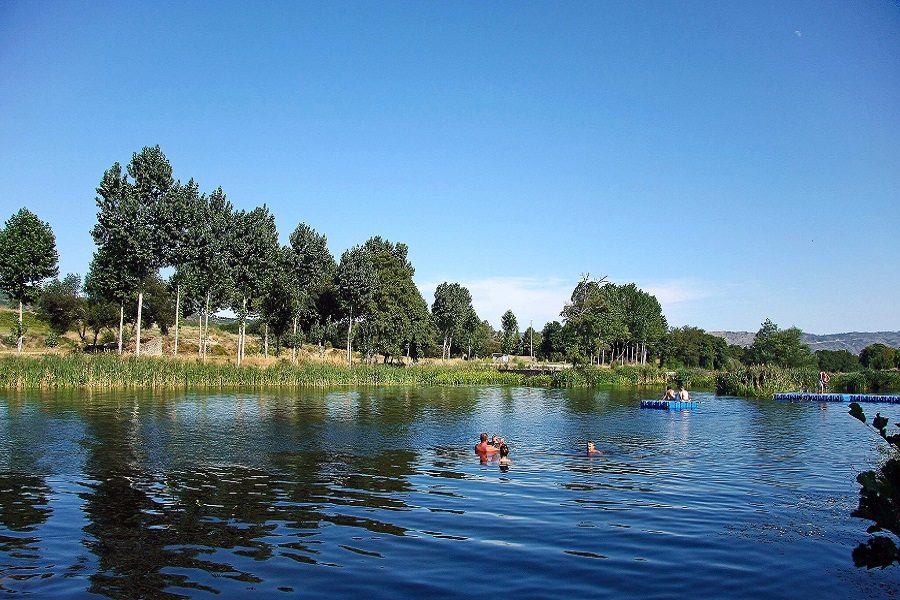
[[709, 330, 900, 355]]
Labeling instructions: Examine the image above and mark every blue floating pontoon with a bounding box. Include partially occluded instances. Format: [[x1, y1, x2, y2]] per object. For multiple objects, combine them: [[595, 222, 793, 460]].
[[640, 399, 699, 410], [772, 392, 900, 404]]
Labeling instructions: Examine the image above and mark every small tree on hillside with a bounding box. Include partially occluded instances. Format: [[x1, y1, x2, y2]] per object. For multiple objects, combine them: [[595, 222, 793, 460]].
[[0, 208, 59, 353]]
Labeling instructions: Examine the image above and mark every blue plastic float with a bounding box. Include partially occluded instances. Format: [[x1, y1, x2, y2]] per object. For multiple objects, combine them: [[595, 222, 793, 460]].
[[640, 399, 699, 410], [772, 392, 900, 404]]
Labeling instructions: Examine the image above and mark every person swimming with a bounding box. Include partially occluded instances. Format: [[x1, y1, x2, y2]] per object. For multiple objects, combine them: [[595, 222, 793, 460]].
[[662, 387, 676, 400], [499, 443, 510, 465], [586, 441, 600, 455]]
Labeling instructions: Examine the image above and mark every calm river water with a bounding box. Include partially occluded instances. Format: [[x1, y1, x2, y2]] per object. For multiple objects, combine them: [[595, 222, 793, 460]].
[[1, 387, 899, 599]]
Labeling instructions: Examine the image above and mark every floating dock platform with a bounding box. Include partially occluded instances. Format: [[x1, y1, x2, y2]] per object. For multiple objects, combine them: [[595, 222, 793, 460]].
[[772, 393, 900, 404], [640, 400, 699, 410]]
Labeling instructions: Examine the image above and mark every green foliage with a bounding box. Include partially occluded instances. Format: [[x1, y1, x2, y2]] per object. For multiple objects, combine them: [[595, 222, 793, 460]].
[[663, 326, 729, 369], [831, 370, 900, 393], [816, 349, 861, 372], [715, 365, 818, 397], [860, 344, 898, 370], [500, 309, 520, 355], [744, 319, 816, 368], [432, 282, 473, 359], [37, 274, 86, 337], [363, 236, 431, 363], [538, 320, 567, 361], [125, 274, 175, 334], [45, 332, 59, 348], [559, 276, 666, 365], [846, 407, 900, 568], [0, 208, 59, 306]]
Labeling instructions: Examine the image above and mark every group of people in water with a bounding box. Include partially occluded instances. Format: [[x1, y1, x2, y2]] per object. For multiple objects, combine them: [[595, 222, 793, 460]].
[[476, 385, 694, 464], [475, 433, 511, 465], [475, 432, 604, 463], [661, 385, 691, 401]]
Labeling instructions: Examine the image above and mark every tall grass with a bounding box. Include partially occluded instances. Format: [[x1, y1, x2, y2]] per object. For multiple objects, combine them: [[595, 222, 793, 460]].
[[0, 355, 716, 391], [831, 369, 900, 393], [715, 365, 818, 397]]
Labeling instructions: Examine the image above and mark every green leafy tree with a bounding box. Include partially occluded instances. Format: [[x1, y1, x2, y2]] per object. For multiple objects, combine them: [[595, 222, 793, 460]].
[[560, 275, 612, 364], [744, 319, 815, 368], [84, 246, 137, 354], [91, 146, 174, 356], [663, 326, 729, 369], [0, 208, 59, 353], [500, 309, 520, 355], [432, 282, 473, 360], [362, 237, 430, 364], [37, 274, 86, 340], [335, 245, 377, 366], [125, 274, 175, 335], [521, 325, 541, 359], [228, 205, 279, 365], [859, 344, 897, 371], [619, 283, 667, 365], [287, 223, 337, 361], [182, 188, 234, 361], [157, 178, 200, 355], [539, 320, 567, 361], [258, 247, 295, 357], [816, 349, 861, 373]]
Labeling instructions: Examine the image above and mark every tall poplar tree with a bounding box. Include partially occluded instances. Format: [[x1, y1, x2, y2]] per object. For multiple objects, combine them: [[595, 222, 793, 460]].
[[287, 223, 336, 363], [335, 245, 376, 366], [182, 188, 234, 361], [432, 282, 472, 360], [91, 146, 172, 357], [157, 178, 199, 355], [228, 205, 278, 366], [0, 208, 59, 353]]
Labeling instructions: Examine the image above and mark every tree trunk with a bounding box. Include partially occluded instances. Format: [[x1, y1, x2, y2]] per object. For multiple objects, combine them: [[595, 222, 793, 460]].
[[16, 300, 23, 354], [291, 316, 298, 363], [173, 284, 180, 356], [442, 332, 448, 362], [264, 323, 269, 358], [135, 291, 143, 357], [202, 290, 210, 362], [448, 335, 453, 360], [117, 302, 124, 355], [346, 306, 353, 367]]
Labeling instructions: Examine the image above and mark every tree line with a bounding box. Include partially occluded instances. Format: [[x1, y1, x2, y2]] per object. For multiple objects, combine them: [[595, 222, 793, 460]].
[[2, 145, 897, 371]]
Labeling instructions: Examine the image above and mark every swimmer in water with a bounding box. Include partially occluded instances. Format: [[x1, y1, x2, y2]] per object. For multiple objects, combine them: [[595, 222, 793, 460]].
[[499, 443, 510, 466], [586, 441, 600, 455]]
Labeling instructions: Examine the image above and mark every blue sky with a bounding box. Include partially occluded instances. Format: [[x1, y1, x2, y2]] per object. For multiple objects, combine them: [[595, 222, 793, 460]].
[[1, 1, 898, 334]]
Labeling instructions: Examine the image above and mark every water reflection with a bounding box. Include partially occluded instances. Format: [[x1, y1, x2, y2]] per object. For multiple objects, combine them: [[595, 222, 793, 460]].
[[0, 388, 897, 599]]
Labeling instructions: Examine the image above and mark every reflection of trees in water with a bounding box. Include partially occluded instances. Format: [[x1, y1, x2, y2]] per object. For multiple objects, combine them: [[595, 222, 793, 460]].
[[0, 394, 54, 571], [78, 392, 420, 597], [0, 473, 51, 557]]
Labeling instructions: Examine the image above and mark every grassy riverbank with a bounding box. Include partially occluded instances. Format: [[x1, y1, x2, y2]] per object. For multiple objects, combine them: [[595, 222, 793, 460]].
[[0, 354, 714, 390], [2, 355, 895, 395]]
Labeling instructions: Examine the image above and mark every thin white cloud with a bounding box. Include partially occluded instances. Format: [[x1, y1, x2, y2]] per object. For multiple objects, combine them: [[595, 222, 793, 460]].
[[639, 280, 711, 305], [794, 30, 802, 38]]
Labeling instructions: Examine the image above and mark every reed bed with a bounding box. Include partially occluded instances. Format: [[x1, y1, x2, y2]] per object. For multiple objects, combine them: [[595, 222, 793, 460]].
[[0, 355, 537, 390], [0, 355, 707, 391], [715, 365, 818, 397]]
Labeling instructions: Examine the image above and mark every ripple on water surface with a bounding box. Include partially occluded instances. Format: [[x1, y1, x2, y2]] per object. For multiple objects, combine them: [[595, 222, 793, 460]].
[[0, 388, 898, 599]]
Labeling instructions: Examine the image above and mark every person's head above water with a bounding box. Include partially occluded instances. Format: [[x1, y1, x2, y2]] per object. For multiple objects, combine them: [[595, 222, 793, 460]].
[[480, 433, 488, 442], [587, 441, 598, 454], [499, 444, 509, 458]]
